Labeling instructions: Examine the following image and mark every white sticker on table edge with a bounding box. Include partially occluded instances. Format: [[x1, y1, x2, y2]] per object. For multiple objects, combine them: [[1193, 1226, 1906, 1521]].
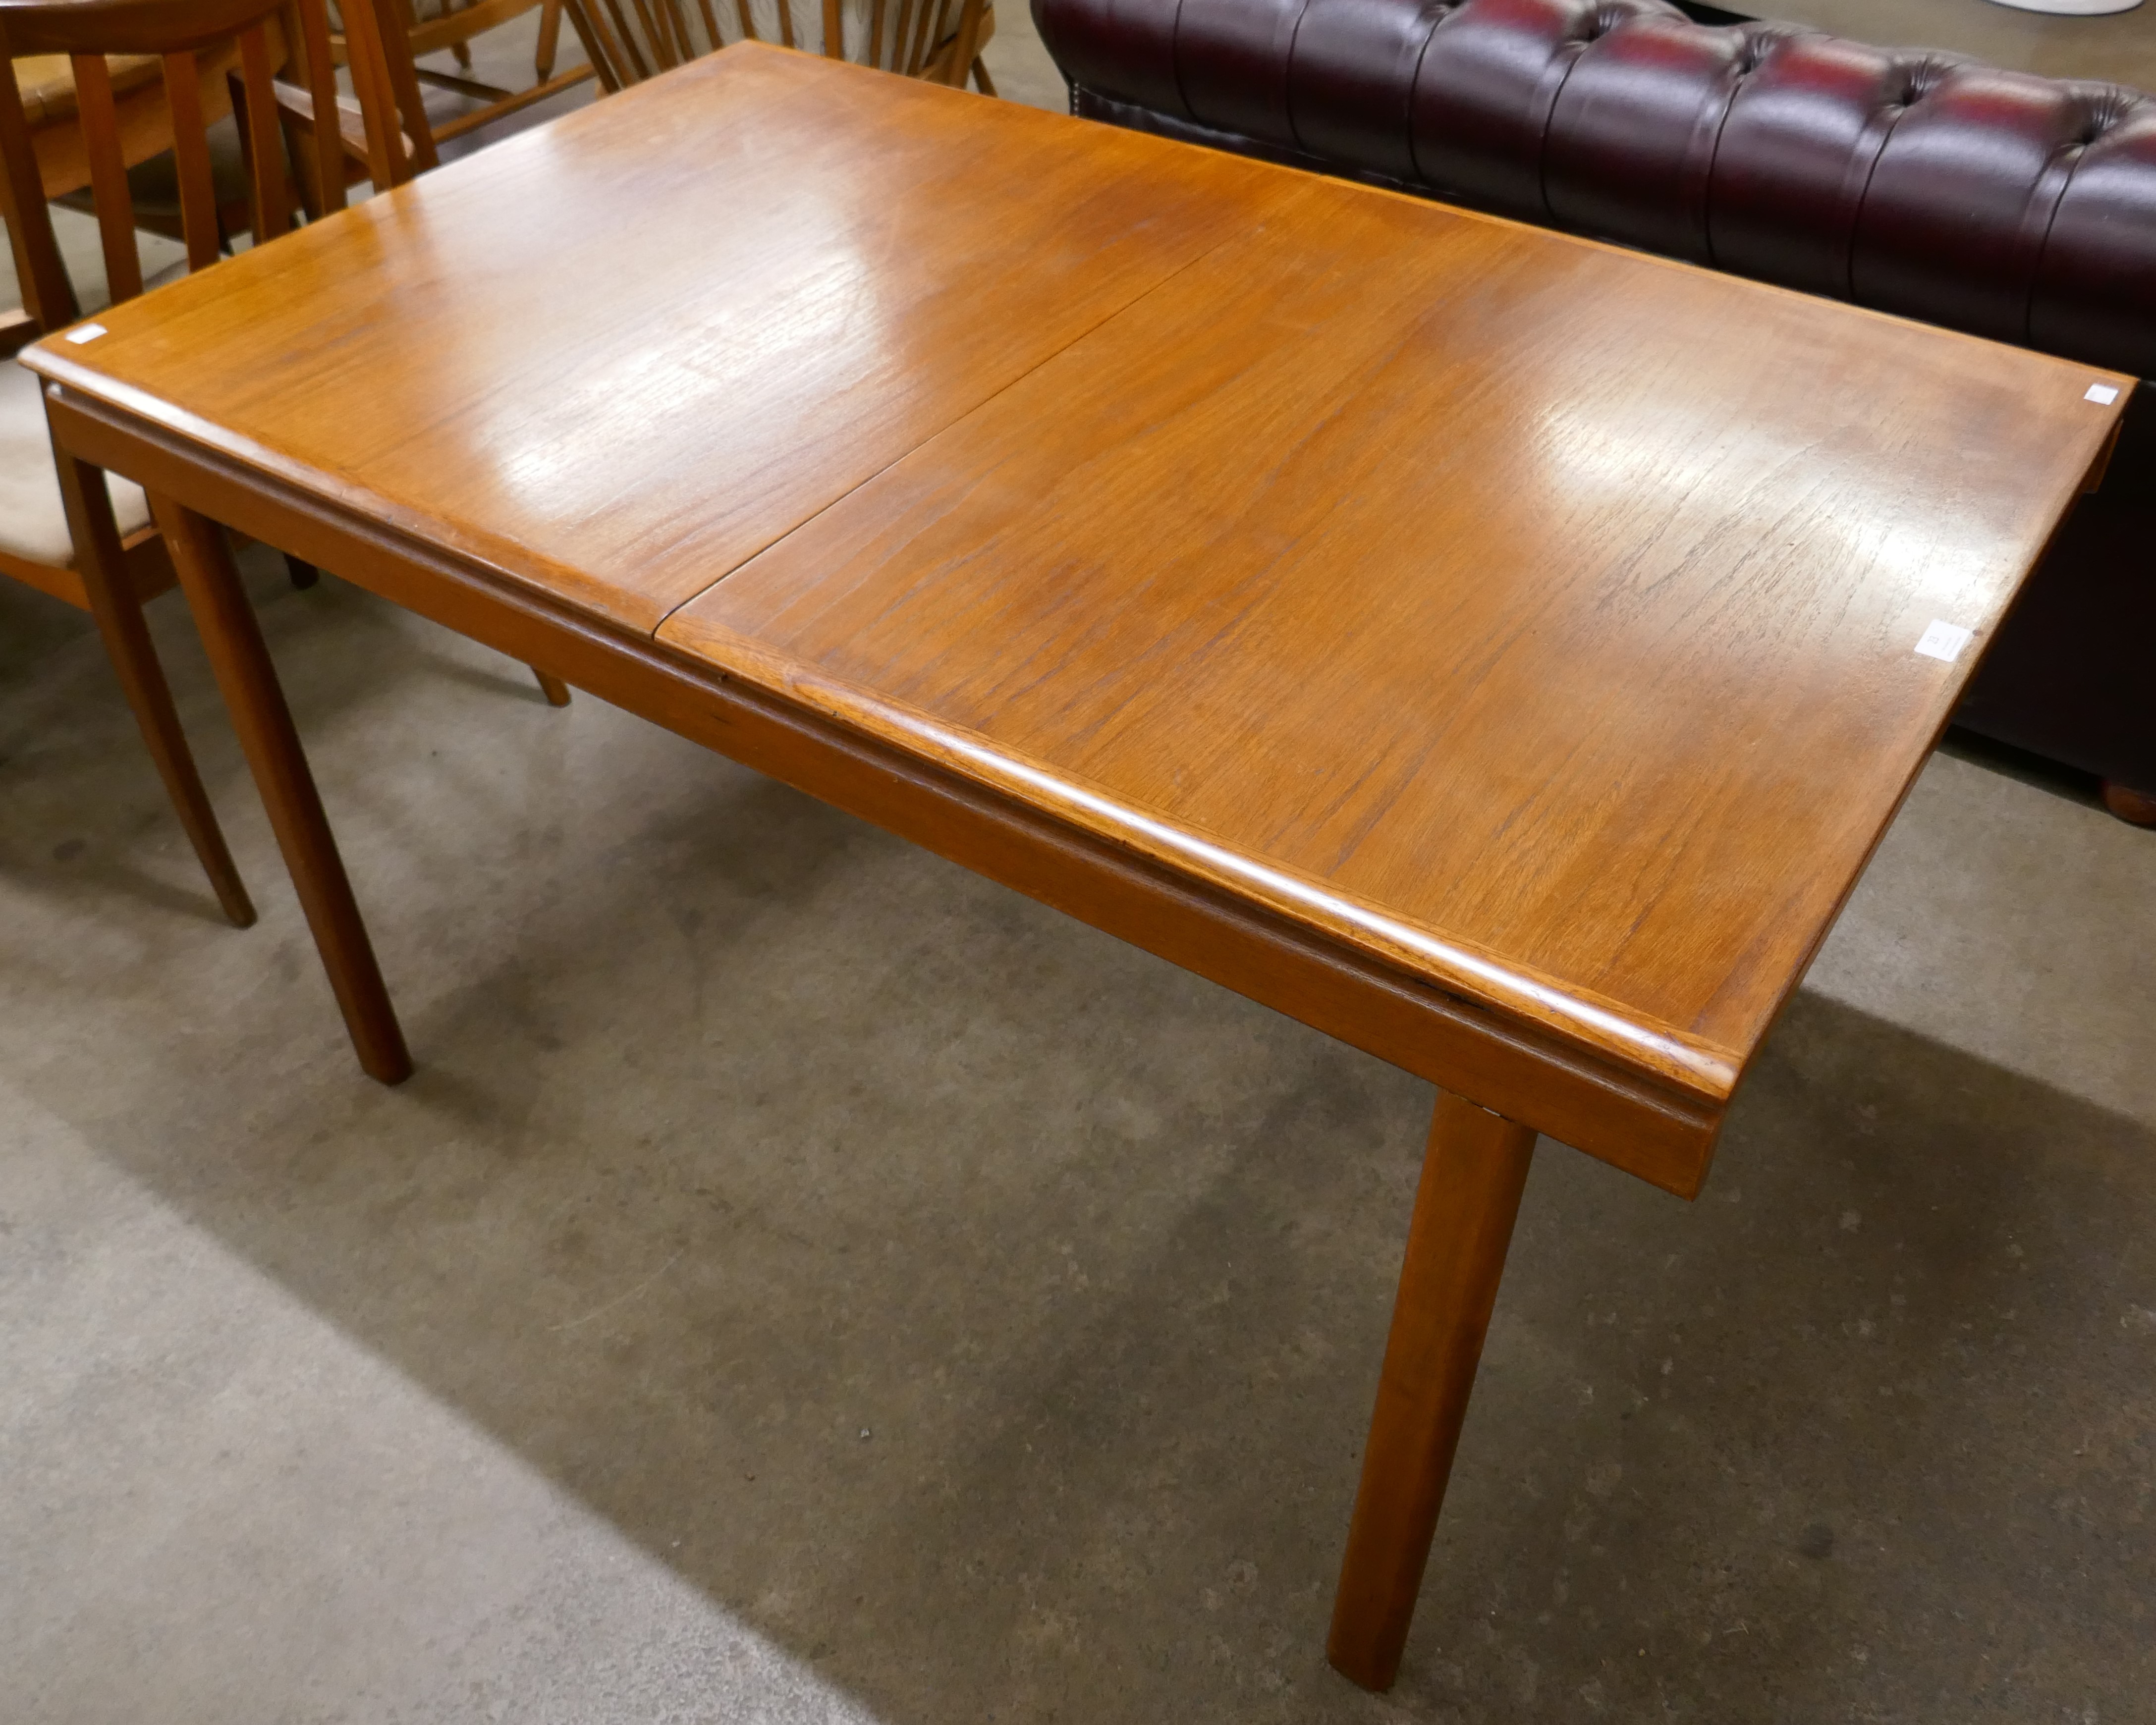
[[1915, 620, 1975, 663]]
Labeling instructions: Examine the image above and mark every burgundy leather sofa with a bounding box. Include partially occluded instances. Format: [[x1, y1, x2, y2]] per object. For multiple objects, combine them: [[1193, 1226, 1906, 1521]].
[[1033, 0, 2156, 821]]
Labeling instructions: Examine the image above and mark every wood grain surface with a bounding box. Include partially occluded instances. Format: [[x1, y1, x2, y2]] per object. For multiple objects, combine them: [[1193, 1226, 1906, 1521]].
[[24, 44, 2126, 1163], [49, 327, 1727, 1194], [659, 179, 2128, 1103], [23, 42, 1294, 631]]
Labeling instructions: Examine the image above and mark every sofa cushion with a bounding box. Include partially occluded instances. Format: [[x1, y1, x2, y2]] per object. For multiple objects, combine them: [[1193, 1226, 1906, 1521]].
[[1705, 32, 1924, 301], [2035, 98, 2156, 375]]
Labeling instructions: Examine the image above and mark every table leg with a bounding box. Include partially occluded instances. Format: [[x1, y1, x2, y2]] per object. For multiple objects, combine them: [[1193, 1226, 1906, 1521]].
[[150, 495, 413, 1085], [1327, 1089, 1537, 1690]]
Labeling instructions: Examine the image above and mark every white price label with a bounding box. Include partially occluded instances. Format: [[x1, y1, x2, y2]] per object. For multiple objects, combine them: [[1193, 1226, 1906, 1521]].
[[1914, 620, 1974, 663]]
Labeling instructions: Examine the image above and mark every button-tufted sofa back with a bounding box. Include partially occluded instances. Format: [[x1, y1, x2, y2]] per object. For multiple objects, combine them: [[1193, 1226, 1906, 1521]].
[[1038, 0, 2156, 379]]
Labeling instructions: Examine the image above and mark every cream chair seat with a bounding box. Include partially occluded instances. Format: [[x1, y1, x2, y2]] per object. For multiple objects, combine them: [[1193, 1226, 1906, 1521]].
[[0, 359, 151, 571]]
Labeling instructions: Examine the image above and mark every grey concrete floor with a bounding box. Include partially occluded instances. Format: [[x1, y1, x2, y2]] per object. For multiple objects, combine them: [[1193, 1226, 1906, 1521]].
[[6, 560, 2156, 1725], [6, 10, 2156, 1725]]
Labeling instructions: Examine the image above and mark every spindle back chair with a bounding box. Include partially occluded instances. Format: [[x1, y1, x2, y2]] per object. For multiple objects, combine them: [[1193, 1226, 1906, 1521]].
[[329, 0, 595, 149], [571, 0, 994, 95]]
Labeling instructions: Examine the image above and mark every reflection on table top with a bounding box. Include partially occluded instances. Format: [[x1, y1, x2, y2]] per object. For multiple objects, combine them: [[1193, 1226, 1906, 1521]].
[[25, 45, 1289, 631]]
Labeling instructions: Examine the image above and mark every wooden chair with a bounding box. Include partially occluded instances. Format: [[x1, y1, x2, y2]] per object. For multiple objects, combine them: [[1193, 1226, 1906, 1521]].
[[569, 0, 995, 96], [0, 0, 561, 924], [331, 0, 595, 149], [7, 5, 407, 250], [13, 49, 237, 214]]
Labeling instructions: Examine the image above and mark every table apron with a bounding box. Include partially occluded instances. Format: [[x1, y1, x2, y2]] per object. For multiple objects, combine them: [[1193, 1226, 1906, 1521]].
[[46, 383, 1725, 1197]]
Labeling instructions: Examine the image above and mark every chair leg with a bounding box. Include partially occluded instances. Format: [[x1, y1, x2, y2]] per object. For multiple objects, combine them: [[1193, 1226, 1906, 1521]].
[[150, 494, 413, 1084], [51, 447, 257, 928], [532, 667, 571, 706], [535, 0, 563, 80], [971, 55, 995, 96], [285, 553, 320, 589]]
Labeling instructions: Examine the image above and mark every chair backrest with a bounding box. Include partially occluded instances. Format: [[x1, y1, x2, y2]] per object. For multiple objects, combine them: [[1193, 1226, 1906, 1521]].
[[0, 0, 415, 334], [572, 0, 990, 91]]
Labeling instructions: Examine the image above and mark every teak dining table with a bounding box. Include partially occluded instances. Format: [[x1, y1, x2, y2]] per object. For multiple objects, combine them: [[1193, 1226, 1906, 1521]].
[[26, 42, 2128, 1692]]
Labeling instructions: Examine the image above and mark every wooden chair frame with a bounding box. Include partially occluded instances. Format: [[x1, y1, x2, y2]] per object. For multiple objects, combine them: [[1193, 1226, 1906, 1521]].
[[570, 0, 995, 96], [330, 0, 596, 147]]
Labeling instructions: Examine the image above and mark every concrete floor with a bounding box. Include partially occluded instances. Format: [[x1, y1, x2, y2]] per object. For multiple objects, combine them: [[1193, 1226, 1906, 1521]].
[[7, 556, 2155, 1725], [5, 9, 2156, 1725]]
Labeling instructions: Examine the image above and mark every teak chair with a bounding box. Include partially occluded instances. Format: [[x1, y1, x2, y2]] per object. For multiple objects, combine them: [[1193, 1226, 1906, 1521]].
[[12, 45, 241, 217], [6, 0, 415, 252], [569, 0, 995, 96], [0, 0, 562, 924], [331, 0, 595, 148]]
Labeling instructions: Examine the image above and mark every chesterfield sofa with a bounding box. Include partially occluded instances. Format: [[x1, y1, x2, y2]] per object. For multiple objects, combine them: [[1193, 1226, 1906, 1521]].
[[1034, 0, 2156, 821]]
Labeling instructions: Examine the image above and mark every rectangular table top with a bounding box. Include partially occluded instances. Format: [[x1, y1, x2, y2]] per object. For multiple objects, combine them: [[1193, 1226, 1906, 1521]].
[[27, 43, 2128, 1174]]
